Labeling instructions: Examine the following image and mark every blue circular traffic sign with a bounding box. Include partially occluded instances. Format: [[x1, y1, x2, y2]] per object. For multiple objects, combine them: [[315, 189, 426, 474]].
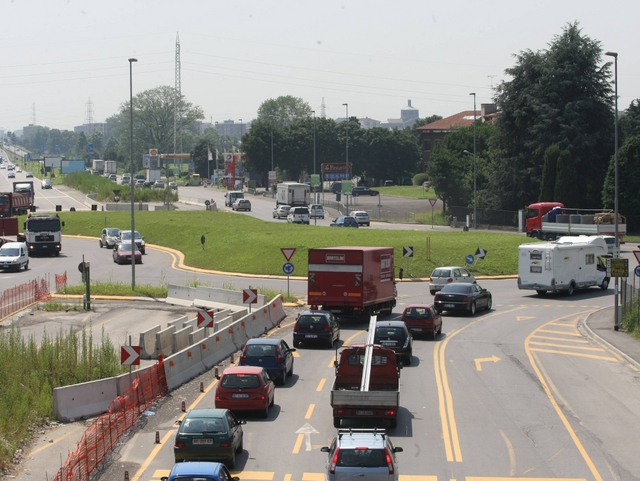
[[635, 265, 640, 278], [465, 254, 475, 265], [205, 200, 211, 206], [283, 262, 295, 275]]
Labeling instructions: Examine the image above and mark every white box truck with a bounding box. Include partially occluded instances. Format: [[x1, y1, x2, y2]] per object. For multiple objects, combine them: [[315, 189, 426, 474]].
[[224, 190, 244, 207], [518, 236, 610, 296], [276, 182, 310, 206], [104, 160, 117, 175]]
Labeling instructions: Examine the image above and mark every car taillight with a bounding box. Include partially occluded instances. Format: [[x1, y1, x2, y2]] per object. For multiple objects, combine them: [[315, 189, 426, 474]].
[[174, 441, 186, 449], [434, 294, 440, 301], [329, 448, 339, 474], [385, 449, 394, 474], [430, 277, 434, 282], [324, 325, 331, 332], [294, 324, 300, 332], [220, 441, 232, 448], [275, 347, 282, 364], [260, 394, 266, 401], [215, 394, 221, 401], [447, 277, 453, 283], [241, 355, 247, 364], [463, 295, 468, 302]]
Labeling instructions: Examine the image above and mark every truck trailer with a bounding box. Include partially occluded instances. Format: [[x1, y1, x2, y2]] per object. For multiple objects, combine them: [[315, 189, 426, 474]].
[[92, 159, 105, 175], [276, 182, 310, 207], [518, 236, 610, 296], [525, 202, 626, 242], [104, 160, 117, 175], [308, 246, 397, 318], [0, 192, 33, 217], [330, 344, 400, 428]]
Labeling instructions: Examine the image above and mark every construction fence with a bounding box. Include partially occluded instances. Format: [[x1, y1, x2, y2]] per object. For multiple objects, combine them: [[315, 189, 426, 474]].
[[53, 357, 168, 481], [0, 275, 51, 319]]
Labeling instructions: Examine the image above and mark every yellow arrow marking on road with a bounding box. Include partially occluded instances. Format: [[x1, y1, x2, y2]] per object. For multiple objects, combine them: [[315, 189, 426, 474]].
[[474, 355, 501, 371], [517, 315, 536, 321]]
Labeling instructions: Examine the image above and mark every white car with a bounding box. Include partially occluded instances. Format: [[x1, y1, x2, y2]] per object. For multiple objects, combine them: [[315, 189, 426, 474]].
[[429, 266, 476, 295], [273, 205, 291, 219], [349, 210, 370, 226], [287, 206, 310, 224], [232, 199, 252, 211], [309, 204, 325, 219]]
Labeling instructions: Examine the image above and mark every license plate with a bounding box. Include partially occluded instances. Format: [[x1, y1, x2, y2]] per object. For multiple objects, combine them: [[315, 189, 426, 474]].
[[232, 393, 249, 398], [445, 304, 455, 308], [381, 341, 395, 346], [411, 328, 423, 332], [192, 439, 213, 445], [356, 410, 373, 416], [305, 334, 318, 338]]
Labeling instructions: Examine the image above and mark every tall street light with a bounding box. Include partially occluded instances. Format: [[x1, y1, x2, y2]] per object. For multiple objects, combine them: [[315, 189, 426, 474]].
[[605, 51, 620, 330], [128, 57, 137, 290], [343, 103, 348, 214], [470, 92, 477, 229], [312, 110, 316, 176]]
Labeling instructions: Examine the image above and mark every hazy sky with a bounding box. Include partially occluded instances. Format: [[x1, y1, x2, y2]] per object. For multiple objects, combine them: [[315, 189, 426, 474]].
[[2, 0, 638, 132]]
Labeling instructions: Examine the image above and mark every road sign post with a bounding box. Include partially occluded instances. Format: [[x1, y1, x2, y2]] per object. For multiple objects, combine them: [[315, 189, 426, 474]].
[[429, 198, 437, 228], [403, 246, 413, 277], [243, 288, 258, 312]]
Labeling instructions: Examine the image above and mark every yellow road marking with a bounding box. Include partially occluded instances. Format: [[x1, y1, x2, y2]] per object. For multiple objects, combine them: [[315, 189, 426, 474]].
[[316, 378, 326, 391], [499, 429, 516, 476], [525, 312, 605, 481], [517, 315, 535, 321], [528, 341, 605, 351], [302, 474, 324, 481], [305, 404, 315, 419], [292, 433, 304, 454], [283, 474, 292, 481], [529, 348, 618, 362], [533, 335, 589, 343], [467, 478, 585, 481], [398, 476, 438, 481], [474, 355, 500, 371], [235, 472, 275, 480], [537, 329, 583, 336], [131, 430, 175, 481], [28, 430, 74, 456]]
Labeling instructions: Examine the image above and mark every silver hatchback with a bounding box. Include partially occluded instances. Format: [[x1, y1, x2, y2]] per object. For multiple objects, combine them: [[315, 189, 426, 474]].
[[429, 266, 476, 295], [321, 429, 403, 481]]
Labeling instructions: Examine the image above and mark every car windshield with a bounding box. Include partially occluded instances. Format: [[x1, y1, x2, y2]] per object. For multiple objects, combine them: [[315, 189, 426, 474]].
[[0, 248, 19, 257], [106, 228, 119, 236], [221, 373, 260, 389], [245, 344, 276, 357], [118, 243, 134, 252], [442, 284, 473, 293], [337, 448, 388, 467]]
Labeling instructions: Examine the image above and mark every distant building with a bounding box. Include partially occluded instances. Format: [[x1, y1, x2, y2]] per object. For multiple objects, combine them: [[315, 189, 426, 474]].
[[74, 122, 112, 139], [415, 103, 498, 170], [22, 124, 39, 139], [359, 117, 382, 129], [214, 120, 251, 139], [380, 100, 420, 129]]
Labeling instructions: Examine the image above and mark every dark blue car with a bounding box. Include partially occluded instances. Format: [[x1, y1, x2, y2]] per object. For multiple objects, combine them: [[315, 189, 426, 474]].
[[239, 338, 296, 385], [330, 216, 359, 228], [161, 461, 238, 481]]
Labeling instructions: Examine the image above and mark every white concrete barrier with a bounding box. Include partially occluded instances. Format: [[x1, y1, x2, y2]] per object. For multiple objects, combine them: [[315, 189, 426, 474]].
[[139, 325, 161, 359], [232, 308, 249, 320], [155, 325, 176, 358], [164, 343, 206, 391], [190, 327, 206, 345], [172, 325, 193, 354], [194, 286, 267, 307], [231, 317, 250, 348], [243, 306, 273, 339], [268, 295, 286, 326], [182, 317, 197, 330], [53, 378, 117, 422], [201, 329, 238, 370], [166, 284, 196, 307], [168, 315, 188, 329], [114, 365, 157, 396]]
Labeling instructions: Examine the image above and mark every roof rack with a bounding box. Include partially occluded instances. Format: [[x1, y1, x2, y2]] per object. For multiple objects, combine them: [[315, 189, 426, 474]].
[[337, 427, 386, 438]]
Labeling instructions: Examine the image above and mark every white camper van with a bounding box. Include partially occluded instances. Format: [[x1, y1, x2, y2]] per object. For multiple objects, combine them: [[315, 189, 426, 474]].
[[518, 236, 610, 296]]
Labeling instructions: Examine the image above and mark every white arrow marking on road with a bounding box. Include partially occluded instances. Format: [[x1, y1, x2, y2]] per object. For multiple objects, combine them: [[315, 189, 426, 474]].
[[295, 422, 319, 451]]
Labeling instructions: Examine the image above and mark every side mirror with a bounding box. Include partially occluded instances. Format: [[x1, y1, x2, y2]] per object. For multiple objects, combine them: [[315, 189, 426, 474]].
[[333, 360, 338, 368], [320, 447, 330, 453], [394, 447, 403, 453]]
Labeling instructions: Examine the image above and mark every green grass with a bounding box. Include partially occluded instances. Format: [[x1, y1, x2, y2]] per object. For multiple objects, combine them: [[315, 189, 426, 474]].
[[54, 210, 531, 278], [375, 185, 437, 198]]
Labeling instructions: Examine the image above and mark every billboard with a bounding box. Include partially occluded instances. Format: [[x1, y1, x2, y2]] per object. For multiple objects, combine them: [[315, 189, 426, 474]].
[[61, 160, 85, 173], [321, 162, 352, 181]]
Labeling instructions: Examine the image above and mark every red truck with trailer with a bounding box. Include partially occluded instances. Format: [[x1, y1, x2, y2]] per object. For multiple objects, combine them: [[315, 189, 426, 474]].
[[307, 246, 397, 318], [0, 191, 33, 217], [330, 344, 401, 428], [525, 202, 626, 242]]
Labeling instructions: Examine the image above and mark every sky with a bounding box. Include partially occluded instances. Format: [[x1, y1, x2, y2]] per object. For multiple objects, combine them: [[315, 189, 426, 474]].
[[1, 0, 638, 133]]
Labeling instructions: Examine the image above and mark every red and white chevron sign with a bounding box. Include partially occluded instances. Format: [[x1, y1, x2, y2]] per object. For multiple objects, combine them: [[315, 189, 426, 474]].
[[197, 309, 215, 329], [243, 288, 258, 304], [121, 346, 141, 366]]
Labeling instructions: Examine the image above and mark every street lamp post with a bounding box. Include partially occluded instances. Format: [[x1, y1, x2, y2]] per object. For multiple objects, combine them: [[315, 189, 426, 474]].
[[239, 119, 242, 190], [312, 110, 316, 203], [343, 103, 348, 214], [470, 92, 477, 229], [128, 57, 137, 290], [605, 51, 620, 330]]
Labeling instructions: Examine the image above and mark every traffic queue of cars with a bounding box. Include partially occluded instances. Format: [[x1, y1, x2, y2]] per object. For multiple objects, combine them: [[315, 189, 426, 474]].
[[99, 227, 146, 265]]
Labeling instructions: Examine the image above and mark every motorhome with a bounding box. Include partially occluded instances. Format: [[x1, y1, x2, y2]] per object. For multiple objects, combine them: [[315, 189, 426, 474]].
[[518, 236, 610, 296]]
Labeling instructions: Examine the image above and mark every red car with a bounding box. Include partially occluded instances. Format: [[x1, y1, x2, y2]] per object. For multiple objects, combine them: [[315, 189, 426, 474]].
[[215, 366, 275, 418], [401, 304, 442, 339], [113, 242, 142, 265]]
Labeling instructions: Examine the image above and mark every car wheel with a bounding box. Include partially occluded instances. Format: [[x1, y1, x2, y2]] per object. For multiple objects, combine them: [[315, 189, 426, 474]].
[[437, 322, 442, 335], [327, 337, 334, 348], [99, 240, 103, 248], [269, 393, 275, 407], [536, 290, 547, 296], [288, 360, 294, 376], [470, 301, 476, 316], [333, 417, 341, 428], [404, 353, 412, 365], [601, 277, 610, 290], [279, 369, 287, 386], [430, 290, 436, 295], [227, 449, 236, 469], [262, 402, 269, 419], [23, 261, 28, 270], [567, 282, 575, 296], [236, 435, 243, 453], [486, 296, 492, 311]]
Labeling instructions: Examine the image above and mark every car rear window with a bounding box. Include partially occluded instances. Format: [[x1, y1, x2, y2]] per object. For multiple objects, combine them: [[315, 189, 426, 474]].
[[181, 417, 224, 434], [337, 448, 387, 467], [442, 284, 472, 293], [404, 307, 431, 319], [245, 344, 277, 357], [221, 373, 260, 389], [293, 208, 309, 214], [431, 268, 451, 277], [297, 315, 328, 328], [375, 327, 406, 340]]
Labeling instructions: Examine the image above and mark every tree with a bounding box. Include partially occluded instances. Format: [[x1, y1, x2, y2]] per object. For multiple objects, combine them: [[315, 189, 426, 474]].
[[114, 86, 204, 171], [256, 96, 312, 127], [554, 149, 579, 206], [539, 144, 560, 201], [602, 135, 640, 215], [620, 99, 640, 141], [75, 131, 88, 158], [490, 22, 613, 210]]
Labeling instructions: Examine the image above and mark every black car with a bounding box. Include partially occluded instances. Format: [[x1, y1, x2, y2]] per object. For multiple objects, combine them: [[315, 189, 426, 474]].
[[293, 309, 340, 348], [351, 186, 379, 196], [434, 283, 492, 315], [330, 216, 359, 228], [373, 320, 413, 365]]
